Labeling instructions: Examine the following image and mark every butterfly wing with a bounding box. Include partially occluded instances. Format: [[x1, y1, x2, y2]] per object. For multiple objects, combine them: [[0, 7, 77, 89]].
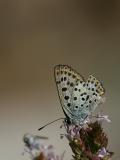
[[54, 65, 105, 124], [85, 75, 105, 112], [72, 75, 105, 120], [54, 65, 89, 123], [86, 75, 104, 96]]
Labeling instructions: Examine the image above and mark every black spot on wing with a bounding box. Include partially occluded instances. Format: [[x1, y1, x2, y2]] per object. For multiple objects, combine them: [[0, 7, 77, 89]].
[[86, 95, 89, 101], [75, 106, 78, 108], [56, 72, 59, 75], [64, 71, 67, 74], [74, 97, 77, 100], [64, 96, 69, 100], [61, 77, 63, 81], [64, 77, 67, 81], [62, 87, 67, 91], [67, 103, 71, 107], [83, 83, 86, 87], [67, 81, 70, 85], [56, 81, 60, 84], [82, 97, 85, 101], [70, 83, 74, 87], [89, 100, 92, 103], [74, 88, 77, 91], [72, 75, 76, 78]]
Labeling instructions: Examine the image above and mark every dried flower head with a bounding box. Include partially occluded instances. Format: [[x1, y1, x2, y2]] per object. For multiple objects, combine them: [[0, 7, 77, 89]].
[[63, 116, 113, 160]]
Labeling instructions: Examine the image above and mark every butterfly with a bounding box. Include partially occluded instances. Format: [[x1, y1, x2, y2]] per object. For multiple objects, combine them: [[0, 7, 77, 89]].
[[54, 65, 105, 125]]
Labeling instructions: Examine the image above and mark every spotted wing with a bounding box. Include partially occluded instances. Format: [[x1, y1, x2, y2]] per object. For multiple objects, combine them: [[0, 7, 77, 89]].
[[54, 65, 89, 123], [84, 75, 105, 112]]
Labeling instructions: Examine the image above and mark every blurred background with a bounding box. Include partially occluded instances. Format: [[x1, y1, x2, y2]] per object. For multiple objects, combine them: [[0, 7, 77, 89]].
[[0, 0, 120, 159]]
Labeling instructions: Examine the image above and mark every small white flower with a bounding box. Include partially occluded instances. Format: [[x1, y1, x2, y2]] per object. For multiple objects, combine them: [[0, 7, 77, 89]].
[[98, 147, 107, 158]]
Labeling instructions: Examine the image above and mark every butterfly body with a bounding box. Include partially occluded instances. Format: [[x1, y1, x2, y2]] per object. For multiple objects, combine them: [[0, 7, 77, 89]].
[[54, 65, 105, 125]]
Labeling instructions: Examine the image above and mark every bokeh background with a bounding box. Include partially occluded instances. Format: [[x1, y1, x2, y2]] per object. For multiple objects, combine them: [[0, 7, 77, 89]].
[[0, 0, 120, 159]]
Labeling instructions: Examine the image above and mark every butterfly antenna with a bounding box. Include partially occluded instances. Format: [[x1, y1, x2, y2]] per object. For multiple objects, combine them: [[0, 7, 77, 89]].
[[38, 118, 65, 131]]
